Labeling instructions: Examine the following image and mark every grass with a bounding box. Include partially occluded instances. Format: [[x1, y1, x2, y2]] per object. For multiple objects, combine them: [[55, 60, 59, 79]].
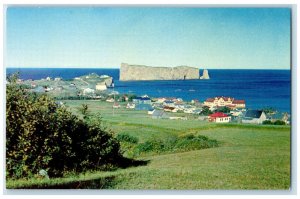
[[6, 100, 291, 190]]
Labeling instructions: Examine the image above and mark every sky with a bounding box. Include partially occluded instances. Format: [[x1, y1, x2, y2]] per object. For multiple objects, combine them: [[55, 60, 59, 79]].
[[5, 7, 291, 69]]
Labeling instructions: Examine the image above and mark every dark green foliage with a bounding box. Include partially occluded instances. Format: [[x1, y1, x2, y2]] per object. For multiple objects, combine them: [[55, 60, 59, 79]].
[[127, 94, 137, 102], [274, 120, 286, 125], [200, 106, 212, 116], [263, 120, 286, 125], [263, 120, 273, 125], [6, 76, 123, 179], [134, 134, 218, 155], [116, 133, 139, 144], [215, 106, 231, 113], [77, 103, 90, 119]]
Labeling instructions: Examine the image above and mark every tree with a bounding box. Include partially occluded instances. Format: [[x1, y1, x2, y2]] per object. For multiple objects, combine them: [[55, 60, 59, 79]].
[[200, 106, 212, 116], [215, 106, 231, 113], [6, 74, 123, 178], [77, 103, 90, 119]]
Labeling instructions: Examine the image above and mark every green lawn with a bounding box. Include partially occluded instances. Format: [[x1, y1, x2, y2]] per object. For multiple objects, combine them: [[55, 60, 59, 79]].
[[7, 100, 290, 189]]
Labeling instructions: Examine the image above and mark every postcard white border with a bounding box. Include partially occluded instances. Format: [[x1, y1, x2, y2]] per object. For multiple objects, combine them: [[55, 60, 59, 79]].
[[0, 0, 299, 199]]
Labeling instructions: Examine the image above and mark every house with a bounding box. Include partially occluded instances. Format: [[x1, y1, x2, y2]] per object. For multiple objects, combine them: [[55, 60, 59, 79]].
[[163, 100, 175, 107], [135, 104, 153, 111], [113, 103, 121, 109], [204, 97, 234, 107], [132, 97, 151, 105], [46, 77, 52, 81], [151, 110, 168, 119], [44, 87, 53, 92], [156, 97, 167, 103], [123, 95, 129, 101], [209, 112, 231, 123], [242, 110, 267, 124], [54, 77, 62, 81], [83, 88, 95, 95], [232, 100, 246, 108], [106, 98, 115, 103], [147, 108, 155, 115], [269, 112, 290, 124], [163, 106, 175, 112], [96, 84, 107, 91], [126, 103, 135, 109], [204, 96, 245, 109]]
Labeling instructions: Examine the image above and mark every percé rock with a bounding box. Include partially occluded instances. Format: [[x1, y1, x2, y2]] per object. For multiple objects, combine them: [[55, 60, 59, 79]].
[[120, 63, 201, 81], [200, 69, 210, 79]]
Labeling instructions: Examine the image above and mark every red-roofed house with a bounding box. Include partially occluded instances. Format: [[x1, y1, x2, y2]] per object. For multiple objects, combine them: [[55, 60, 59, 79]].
[[209, 112, 231, 123]]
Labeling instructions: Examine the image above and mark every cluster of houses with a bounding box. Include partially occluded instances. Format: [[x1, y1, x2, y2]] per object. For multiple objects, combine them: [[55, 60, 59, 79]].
[[106, 95, 290, 125], [123, 96, 201, 116]]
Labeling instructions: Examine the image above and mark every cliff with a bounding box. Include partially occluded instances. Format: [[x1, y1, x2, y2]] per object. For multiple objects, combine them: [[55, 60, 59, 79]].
[[120, 63, 201, 81], [200, 69, 210, 79]]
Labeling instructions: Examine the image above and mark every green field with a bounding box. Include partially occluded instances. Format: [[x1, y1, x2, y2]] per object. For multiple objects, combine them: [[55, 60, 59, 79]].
[[7, 100, 290, 189]]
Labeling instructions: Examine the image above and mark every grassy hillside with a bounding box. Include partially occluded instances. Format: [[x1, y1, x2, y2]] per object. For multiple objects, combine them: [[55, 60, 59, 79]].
[[7, 100, 290, 189]]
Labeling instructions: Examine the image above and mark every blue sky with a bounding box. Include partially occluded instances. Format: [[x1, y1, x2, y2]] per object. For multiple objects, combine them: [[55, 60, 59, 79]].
[[6, 7, 290, 69]]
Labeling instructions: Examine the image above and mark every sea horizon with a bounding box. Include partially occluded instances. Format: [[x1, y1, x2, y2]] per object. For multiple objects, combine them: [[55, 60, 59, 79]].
[[5, 66, 291, 70], [6, 68, 291, 113]]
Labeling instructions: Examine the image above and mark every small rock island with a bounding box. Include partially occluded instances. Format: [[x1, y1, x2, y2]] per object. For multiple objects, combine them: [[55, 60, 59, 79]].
[[120, 63, 209, 81]]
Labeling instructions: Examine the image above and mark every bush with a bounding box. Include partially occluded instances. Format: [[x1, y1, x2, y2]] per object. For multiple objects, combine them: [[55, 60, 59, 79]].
[[263, 120, 286, 125], [116, 133, 139, 144], [274, 120, 286, 125], [6, 76, 123, 179], [134, 134, 218, 155], [263, 120, 273, 125]]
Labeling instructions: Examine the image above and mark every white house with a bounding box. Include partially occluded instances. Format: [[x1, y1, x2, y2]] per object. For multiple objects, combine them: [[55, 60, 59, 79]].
[[83, 88, 95, 95], [209, 112, 231, 123], [96, 84, 107, 91], [126, 103, 135, 109], [106, 98, 115, 103]]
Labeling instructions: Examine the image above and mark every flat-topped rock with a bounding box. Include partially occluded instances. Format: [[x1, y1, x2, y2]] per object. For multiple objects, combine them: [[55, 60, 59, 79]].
[[120, 63, 201, 81]]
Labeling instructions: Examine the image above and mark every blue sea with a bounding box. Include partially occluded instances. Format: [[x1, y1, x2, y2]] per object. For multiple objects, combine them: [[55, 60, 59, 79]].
[[6, 68, 291, 113]]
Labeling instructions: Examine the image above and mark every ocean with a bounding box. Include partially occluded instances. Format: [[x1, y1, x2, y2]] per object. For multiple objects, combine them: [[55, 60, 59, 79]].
[[6, 68, 291, 113]]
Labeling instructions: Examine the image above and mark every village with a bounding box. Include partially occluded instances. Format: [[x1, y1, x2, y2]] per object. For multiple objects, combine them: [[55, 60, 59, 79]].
[[15, 74, 290, 126], [107, 95, 290, 125]]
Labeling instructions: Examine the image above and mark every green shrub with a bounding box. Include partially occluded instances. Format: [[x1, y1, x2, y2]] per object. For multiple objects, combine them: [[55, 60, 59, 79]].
[[116, 133, 139, 144], [263, 120, 273, 125], [274, 120, 286, 125], [263, 120, 286, 125], [134, 134, 218, 155], [6, 76, 123, 179]]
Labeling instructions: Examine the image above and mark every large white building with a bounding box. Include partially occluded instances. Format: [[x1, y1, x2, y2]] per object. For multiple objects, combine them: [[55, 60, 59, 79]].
[[204, 96, 245, 109], [95, 84, 107, 91]]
